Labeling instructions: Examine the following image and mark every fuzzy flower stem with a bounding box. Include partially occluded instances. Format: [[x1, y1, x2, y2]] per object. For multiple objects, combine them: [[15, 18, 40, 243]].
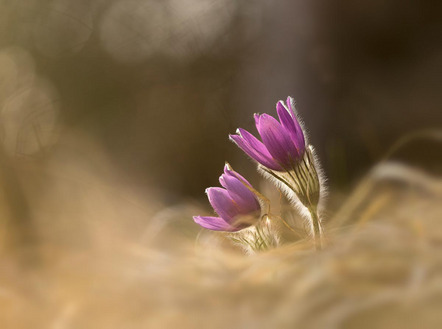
[[308, 205, 322, 251], [260, 148, 324, 250], [255, 223, 268, 250]]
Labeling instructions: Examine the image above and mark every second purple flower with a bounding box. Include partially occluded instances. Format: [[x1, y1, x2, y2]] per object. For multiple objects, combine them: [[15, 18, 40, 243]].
[[193, 164, 261, 232]]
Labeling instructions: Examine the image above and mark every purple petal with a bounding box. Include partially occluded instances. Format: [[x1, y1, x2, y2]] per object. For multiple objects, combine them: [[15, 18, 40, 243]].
[[219, 173, 228, 188], [223, 164, 231, 175], [223, 164, 252, 188], [276, 101, 304, 152], [193, 216, 236, 232], [255, 113, 300, 167], [222, 175, 260, 214], [206, 187, 237, 221], [220, 164, 251, 188], [286, 96, 297, 118], [230, 129, 283, 171], [285, 97, 305, 151]]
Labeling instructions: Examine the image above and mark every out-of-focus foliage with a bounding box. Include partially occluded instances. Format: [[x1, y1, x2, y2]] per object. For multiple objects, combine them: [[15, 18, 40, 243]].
[[0, 47, 59, 156]]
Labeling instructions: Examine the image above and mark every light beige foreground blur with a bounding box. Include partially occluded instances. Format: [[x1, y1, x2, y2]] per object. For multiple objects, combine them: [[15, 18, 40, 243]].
[[0, 134, 441, 329]]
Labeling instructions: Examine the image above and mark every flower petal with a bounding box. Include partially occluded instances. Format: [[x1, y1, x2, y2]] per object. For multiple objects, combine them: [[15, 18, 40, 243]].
[[276, 100, 304, 152], [219, 173, 228, 188], [286, 97, 305, 150], [230, 129, 282, 171], [223, 164, 252, 188], [222, 174, 260, 214], [206, 187, 237, 222], [255, 113, 300, 167], [193, 216, 236, 231]]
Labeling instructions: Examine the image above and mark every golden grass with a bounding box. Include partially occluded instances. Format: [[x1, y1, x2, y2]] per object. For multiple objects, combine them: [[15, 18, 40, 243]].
[[0, 137, 441, 328]]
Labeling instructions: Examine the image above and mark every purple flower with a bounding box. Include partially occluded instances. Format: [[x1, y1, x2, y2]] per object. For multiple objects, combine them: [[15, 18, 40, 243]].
[[193, 165, 261, 232], [229, 97, 306, 171]]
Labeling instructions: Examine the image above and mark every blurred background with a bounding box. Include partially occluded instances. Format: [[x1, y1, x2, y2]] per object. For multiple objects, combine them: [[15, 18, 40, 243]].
[[1, 0, 441, 196], [0, 1, 441, 328]]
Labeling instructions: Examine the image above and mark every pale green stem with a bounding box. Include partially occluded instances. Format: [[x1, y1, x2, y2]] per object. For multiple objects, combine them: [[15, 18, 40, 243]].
[[308, 205, 322, 251]]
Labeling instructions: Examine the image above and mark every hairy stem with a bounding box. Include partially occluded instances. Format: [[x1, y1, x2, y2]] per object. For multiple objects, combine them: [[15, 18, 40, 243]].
[[308, 206, 322, 250]]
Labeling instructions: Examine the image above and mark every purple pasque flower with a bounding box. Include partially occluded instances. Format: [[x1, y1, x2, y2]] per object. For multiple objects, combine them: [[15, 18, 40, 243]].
[[229, 96, 306, 171], [193, 164, 261, 232]]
